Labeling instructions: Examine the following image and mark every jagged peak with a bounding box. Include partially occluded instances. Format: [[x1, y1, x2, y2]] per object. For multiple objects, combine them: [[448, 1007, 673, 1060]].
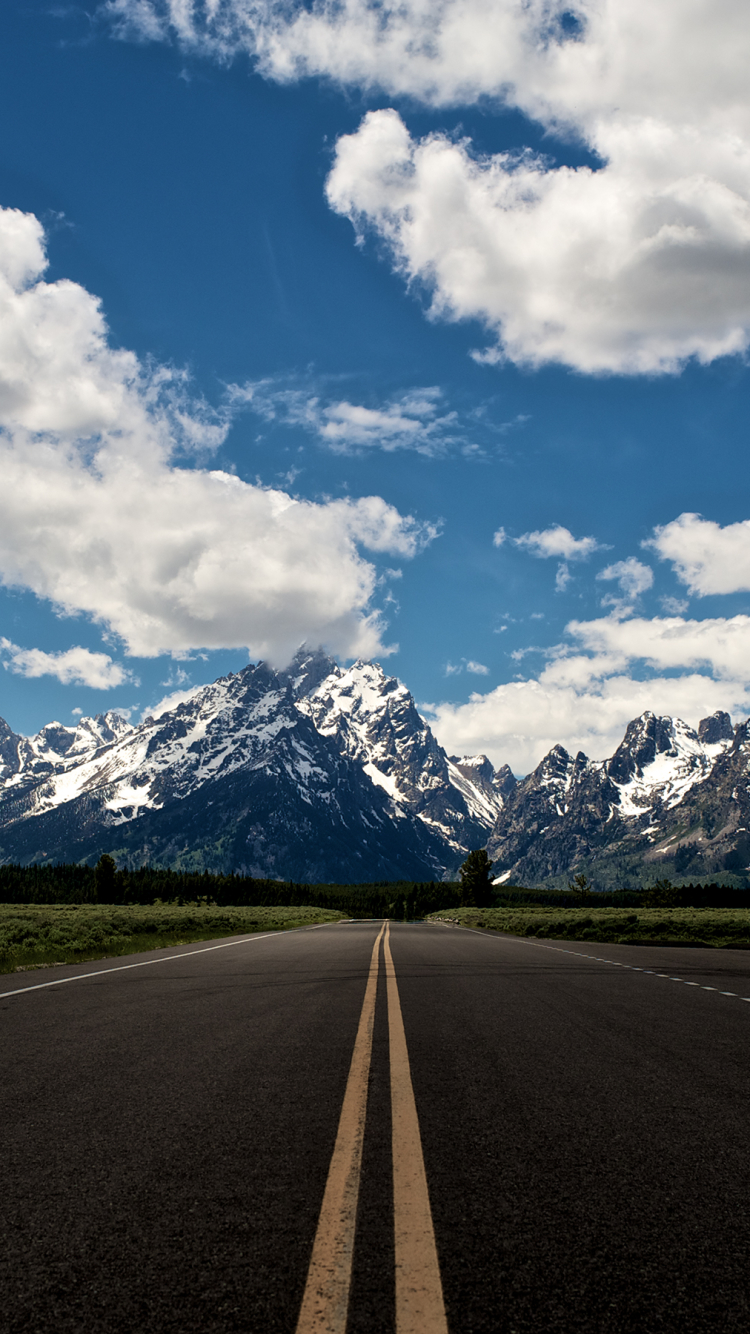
[[450, 753, 495, 783], [608, 712, 679, 784], [277, 647, 339, 699], [698, 710, 734, 744], [493, 763, 517, 797]]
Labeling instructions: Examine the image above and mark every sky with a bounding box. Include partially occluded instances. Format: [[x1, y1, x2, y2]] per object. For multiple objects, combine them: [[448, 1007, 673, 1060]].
[[2, 0, 750, 773]]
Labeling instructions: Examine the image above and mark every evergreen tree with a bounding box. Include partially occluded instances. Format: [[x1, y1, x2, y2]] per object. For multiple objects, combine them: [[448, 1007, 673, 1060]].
[[459, 849, 494, 908], [568, 872, 593, 898], [95, 854, 117, 903]]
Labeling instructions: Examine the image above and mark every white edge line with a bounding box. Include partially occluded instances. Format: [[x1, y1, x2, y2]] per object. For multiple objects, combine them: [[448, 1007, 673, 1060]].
[[441, 923, 750, 1007], [0, 922, 332, 1000]]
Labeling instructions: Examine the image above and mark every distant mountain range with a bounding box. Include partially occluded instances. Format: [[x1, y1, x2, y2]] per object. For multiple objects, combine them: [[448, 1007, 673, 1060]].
[[488, 709, 750, 889], [2, 654, 748, 887], [0, 651, 509, 882]]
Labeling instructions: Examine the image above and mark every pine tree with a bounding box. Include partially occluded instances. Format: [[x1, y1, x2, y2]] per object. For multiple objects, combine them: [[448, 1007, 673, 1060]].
[[94, 854, 117, 903], [459, 849, 494, 908]]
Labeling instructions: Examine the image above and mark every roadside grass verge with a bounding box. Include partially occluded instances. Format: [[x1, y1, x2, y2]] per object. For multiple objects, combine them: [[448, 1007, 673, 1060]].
[[429, 905, 750, 948], [0, 903, 346, 975]]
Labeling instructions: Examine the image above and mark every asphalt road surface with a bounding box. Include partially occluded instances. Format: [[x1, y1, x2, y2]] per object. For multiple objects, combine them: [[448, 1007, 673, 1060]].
[[3, 920, 750, 1333]]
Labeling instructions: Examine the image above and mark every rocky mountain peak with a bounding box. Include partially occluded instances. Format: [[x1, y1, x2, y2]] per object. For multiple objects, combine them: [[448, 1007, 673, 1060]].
[[698, 710, 734, 745], [488, 704, 750, 889], [0, 654, 513, 878], [277, 647, 339, 700], [450, 753, 495, 785], [493, 763, 518, 798], [607, 712, 681, 784], [535, 744, 579, 787]]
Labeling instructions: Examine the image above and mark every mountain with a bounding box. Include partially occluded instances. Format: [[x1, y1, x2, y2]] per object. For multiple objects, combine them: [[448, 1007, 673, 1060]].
[[487, 709, 750, 889], [0, 652, 506, 880], [296, 657, 507, 855]]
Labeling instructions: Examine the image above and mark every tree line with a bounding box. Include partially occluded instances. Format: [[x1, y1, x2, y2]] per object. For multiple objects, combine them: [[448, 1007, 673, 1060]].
[[0, 854, 746, 913], [0, 859, 462, 919]]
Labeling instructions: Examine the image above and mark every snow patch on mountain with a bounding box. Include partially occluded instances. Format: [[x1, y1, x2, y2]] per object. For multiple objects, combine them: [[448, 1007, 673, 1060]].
[[0, 651, 510, 874], [610, 714, 734, 819], [297, 656, 504, 848]]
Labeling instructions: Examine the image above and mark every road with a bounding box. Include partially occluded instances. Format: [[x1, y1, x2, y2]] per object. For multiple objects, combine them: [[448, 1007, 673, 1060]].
[[3, 920, 750, 1333]]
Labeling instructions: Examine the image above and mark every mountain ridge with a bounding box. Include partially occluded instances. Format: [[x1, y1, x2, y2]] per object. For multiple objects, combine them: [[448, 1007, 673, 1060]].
[[0, 652, 506, 881], [487, 708, 750, 889]]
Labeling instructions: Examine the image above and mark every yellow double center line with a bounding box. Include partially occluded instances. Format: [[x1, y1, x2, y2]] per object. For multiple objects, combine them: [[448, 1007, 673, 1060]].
[[295, 922, 448, 1334]]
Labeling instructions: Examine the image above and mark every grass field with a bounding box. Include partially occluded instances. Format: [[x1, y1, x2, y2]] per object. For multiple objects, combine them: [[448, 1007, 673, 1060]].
[[0, 903, 347, 974], [430, 905, 750, 947]]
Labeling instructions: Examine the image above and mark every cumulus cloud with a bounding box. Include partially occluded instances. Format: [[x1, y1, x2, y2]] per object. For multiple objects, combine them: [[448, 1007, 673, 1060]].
[[327, 107, 750, 375], [235, 381, 458, 454], [0, 638, 131, 689], [110, 1, 750, 373], [0, 206, 434, 665], [514, 525, 601, 562], [646, 512, 750, 596], [505, 523, 602, 592], [104, 0, 750, 127], [426, 609, 750, 773], [597, 556, 653, 601]]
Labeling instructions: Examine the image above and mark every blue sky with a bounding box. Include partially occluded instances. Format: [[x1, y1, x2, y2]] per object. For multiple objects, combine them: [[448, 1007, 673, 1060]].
[[2, 0, 750, 771]]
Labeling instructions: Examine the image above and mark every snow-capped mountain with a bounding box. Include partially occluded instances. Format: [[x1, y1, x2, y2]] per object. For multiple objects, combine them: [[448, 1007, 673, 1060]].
[[296, 655, 506, 853], [0, 652, 505, 880], [487, 709, 750, 888]]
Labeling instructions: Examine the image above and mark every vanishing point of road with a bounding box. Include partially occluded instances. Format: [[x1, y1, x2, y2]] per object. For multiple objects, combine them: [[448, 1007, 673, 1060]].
[[3, 920, 750, 1333]]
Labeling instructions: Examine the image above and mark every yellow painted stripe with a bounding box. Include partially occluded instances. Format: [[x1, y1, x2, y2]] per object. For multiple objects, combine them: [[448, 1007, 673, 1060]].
[[384, 922, 449, 1334], [295, 922, 386, 1334]]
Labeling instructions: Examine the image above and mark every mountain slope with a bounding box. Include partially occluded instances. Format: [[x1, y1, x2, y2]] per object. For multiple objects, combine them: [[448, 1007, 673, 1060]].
[[295, 655, 506, 854], [0, 653, 505, 879], [487, 710, 748, 888]]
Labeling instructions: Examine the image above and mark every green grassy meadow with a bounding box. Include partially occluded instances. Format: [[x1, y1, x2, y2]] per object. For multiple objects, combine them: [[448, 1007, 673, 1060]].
[[430, 905, 750, 947], [0, 903, 346, 975]]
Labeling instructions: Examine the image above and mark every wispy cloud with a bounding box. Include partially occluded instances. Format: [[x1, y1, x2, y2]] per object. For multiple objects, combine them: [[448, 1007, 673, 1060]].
[[445, 657, 489, 677], [232, 381, 460, 455]]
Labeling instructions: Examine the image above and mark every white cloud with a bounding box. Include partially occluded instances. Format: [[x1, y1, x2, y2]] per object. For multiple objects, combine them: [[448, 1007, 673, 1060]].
[[597, 556, 653, 599], [427, 608, 750, 772], [427, 670, 749, 776], [514, 525, 601, 562], [104, 1, 750, 128], [646, 512, 750, 596], [0, 638, 131, 689], [510, 523, 602, 592], [106, 2, 750, 372], [235, 381, 458, 454], [0, 207, 435, 666], [327, 107, 750, 375], [445, 657, 489, 676], [661, 595, 689, 615], [145, 684, 204, 720]]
